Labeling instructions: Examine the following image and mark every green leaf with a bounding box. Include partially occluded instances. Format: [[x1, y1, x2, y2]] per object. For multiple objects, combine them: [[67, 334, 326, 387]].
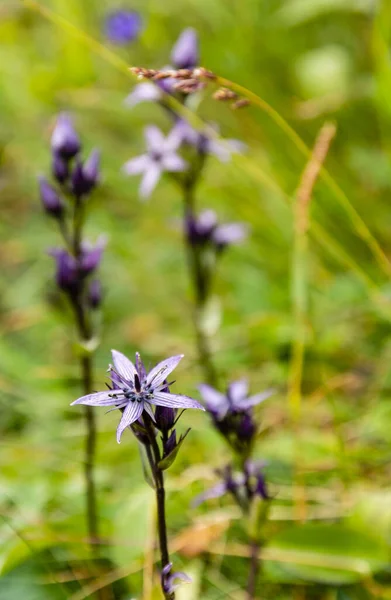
[[158, 429, 191, 471], [265, 523, 389, 585]]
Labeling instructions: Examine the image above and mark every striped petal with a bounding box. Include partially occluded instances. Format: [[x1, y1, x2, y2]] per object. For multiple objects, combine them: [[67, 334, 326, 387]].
[[149, 391, 204, 411], [111, 349, 137, 383], [71, 390, 124, 407], [146, 355, 184, 388], [116, 401, 144, 443]]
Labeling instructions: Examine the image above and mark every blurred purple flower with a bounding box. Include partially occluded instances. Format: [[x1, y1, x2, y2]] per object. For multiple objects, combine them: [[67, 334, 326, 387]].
[[122, 125, 187, 198], [79, 237, 106, 275], [39, 176, 64, 218], [51, 113, 81, 160], [171, 28, 199, 69], [172, 119, 246, 162], [185, 208, 248, 250], [72, 149, 101, 196], [49, 248, 78, 291], [105, 10, 142, 45], [52, 154, 69, 184], [125, 82, 162, 107], [162, 563, 192, 595], [71, 350, 204, 443], [199, 380, 273, 420]]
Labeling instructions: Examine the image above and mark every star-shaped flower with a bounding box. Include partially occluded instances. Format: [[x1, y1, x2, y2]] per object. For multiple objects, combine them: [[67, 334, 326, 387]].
[[122, 126, 187, 198], [198, 380, 273, 420], [71, 350, 204, 442]]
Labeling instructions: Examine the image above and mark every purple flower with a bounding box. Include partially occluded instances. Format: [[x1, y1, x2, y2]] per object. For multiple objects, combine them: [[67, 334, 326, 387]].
[[105, 10, 142, 45], [171, 28, 199, 69], [39, 176, 64, 218], [122, 126, 187, 199], [125, 82, 163, 107], [71, 149, 101, 196], [171, 119, 246, 162], [79, 237, 106, 275], [51, 113, 81, 160], [193, 465, 245, 507], [199, 380, 273, 420], [71, 350, 205, 443], [161, 563, 191, 595], [49, 248, 78, 291], [185, 208, 248, 250], [52, 153, 69, 184]]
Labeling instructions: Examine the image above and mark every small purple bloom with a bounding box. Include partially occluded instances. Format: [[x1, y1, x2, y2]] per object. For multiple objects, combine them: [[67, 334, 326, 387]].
[[71, 350, 204, 443], [171, 28, 199, 69], [39, 176, 64, 218], [49, 248, 78, 291], [52, 153, 69, 184], [193, 465, 245, 507], [122, 126, 187, 199], [171, 119, 246, 162], [155, 405, 176, 432], [185, 209, 217, 246], [162, 563, 191, 595], [79, 237, 106, 275], [125, 82, 163, 108], [51, 113, 81, 160], [212, 223, 248, 250], [199, 380, 273, 420], [105, 10, 142, 45], [72, 149, 101, 196]]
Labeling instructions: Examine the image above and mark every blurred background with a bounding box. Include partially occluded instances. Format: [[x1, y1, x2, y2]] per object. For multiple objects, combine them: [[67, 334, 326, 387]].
[[2, 0, 391, 598]]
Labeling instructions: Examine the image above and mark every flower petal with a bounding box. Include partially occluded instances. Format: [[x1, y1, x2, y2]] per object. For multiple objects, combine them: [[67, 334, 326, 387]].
[[116, 400, 144, 443], [122, 154, 149, 175], [143, 401, 156, 422], [228, 379, 248, 407], [162, 152, 187, 172], [139, 164, 162, 199], [192, 482, 227, 507], [212, 223, 248, 247], [71, 390, 123, 406], [146, 355, 184, 388], [198, 383, 228, 418], [149, 391, 205, 411], [144, 125, 165, 152], [239, 388, 274, 410], [111, 349, 137, 383], [171, 27, 199, 69], [124, 82, 161, 107]]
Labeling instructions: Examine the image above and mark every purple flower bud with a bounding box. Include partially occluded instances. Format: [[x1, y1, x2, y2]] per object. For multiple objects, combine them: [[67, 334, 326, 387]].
[[164, 429, 177, 455], [49, 248, 78, 291], [51, 113, 81, 159], [87, 279, 102, 309], [171, 28, 199, 69], [185, 209, 217, 246], [39, 176, 64, 218], [79, 238, 106, 275], [105, 10, 142, 45], [156, 406, 176, 433], [71, 150, 100, 196], [52, 153, 69, 184]]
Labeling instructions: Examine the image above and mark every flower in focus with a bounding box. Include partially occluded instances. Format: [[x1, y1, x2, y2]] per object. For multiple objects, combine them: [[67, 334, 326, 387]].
[[123, 126, 187, 198], [71, 350, 204, 443], [105, 10, 142, 45]]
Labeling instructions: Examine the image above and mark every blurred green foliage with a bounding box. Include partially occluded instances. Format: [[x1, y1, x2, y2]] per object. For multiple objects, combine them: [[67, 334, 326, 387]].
[[2, 0, 391, 598]]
